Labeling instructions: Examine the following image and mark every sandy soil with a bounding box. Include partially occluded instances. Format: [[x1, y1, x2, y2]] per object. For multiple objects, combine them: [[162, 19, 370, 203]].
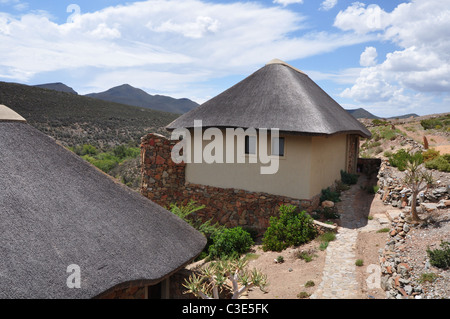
[[246, 178, 389, 299], [246, 239, 326, 299], [355, 231, 387, 299]]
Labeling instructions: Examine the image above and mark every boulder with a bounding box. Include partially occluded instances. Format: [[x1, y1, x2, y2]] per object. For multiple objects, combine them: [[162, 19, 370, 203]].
[[321, 200, 335, 208]]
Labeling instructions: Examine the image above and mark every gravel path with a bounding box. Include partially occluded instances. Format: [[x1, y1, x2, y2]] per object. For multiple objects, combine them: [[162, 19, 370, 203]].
[[311, 175, 385, 299]]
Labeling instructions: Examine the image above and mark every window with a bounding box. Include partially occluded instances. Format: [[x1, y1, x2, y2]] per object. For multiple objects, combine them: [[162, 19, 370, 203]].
[[271, 137, 285, 156], [245, 136, 256, 155]]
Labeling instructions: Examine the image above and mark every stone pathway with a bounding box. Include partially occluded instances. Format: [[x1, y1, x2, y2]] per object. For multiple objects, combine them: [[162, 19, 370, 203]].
[[310, 177, 385, 299]]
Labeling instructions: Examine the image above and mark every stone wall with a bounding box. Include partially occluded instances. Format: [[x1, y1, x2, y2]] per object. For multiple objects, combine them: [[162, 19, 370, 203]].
[[140, 133, 319, 235]]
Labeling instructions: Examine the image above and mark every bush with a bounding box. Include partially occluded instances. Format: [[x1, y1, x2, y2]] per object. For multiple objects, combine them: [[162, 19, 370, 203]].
[[388, 149, 423, 171], [208, 227, 254, 259], [422, 148, 441, 162], [169, 201, 222, 260], [320, 187, 341, 203], [340, 170, 359, 185], [262, 205, 317, 252], [425, 154, 450, 172], [427, 241, 450, 269], [421, 118, 443, 130], [371, 119, 389, 126]]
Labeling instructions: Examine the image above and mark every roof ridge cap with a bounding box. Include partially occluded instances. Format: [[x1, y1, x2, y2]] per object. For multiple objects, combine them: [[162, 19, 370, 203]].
[[265, 59, 306, 75]]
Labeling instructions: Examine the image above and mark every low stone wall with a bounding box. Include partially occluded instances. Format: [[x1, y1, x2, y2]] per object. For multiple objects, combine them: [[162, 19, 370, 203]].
[[140, 133, 319, 235]]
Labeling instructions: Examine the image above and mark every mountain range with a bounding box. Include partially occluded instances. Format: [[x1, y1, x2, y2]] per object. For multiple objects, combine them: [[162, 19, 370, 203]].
[[345, 108, 419, 120], [35, 82, 199, 114], [32, 82, 419, 119]]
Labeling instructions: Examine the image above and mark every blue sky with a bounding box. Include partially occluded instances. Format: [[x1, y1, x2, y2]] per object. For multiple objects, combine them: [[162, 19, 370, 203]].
[[0, 0, 449, 117]]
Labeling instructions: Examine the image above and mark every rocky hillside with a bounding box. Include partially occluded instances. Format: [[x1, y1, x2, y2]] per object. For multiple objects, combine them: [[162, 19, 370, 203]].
[[359, 113, 450, 159], [359, 114, 450, 299]]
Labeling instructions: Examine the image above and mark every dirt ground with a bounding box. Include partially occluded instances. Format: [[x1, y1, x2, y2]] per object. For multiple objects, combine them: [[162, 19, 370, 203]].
[[354, 231, 387, 299], [246, 239, 326, 299], [246, 183, 389, 299]]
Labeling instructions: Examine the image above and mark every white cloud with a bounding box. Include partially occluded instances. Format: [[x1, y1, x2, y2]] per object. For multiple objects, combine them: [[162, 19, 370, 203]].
[[334, 2, 390, 34], [335, 0, 450, 115], [359, 46, 377, 67], [320, 0, 338, 11], [273, 0, 304, 7], [0, 0, 371, 98]]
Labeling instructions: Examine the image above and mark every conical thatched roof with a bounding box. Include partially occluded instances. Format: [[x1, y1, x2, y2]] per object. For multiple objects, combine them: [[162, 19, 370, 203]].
[[167, 59, 371, 138], [0, 113, 206, 299]]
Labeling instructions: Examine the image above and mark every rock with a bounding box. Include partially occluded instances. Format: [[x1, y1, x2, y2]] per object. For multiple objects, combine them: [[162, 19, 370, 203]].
[[403, 223, 410, 233], [420, 203, 439, 212], [321, 200, 334, 208], [433, 187, 448, 195], [381, 276, 391, 290], [437, 199, 450, 208], [404, 285, 413, 295], [387, 210, 402, 221]]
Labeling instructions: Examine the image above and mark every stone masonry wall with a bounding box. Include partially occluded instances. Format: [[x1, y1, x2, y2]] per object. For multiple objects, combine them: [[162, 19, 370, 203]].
[[140, 133, 319, 235]]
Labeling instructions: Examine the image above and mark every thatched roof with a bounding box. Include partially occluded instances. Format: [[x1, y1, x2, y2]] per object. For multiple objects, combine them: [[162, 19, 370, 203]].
[[167, 59, 371, 138], [0, 118, 206, 299]]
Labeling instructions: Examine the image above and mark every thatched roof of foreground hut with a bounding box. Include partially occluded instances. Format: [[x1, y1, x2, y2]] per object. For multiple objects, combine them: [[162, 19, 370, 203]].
[[167, 59, 371, 138], [0, 105, 206, 298]]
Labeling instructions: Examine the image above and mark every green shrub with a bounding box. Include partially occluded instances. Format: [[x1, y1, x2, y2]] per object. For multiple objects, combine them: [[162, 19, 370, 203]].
[[383, 150, 393, 158], [320, 187, 341, 203], [340, 170, 359, 185], [355, 259, 364, 267], [262, 205, 317, 252], [421, 118, 443, 130], [388, 149, 423, 171], [427, 241, 450, 269], [305, 280, 315, 288], [82, 155, 118, 173], [208, 227, 254, 259], [318, 231, 336, 243], [425, 154, 450, 172], [422, 148, 441, 162], [371, 119, 389, 126], [296, 250, 316, 262], [81, 144, 98, 156], [297, 291, 310, 299], [169, 201, 221, 260], [419, 273, 438, 283]]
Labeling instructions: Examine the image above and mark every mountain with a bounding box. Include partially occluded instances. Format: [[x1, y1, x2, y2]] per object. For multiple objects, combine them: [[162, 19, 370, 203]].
[[346, 108, 379, 119], [85, 84, 199, 114], [34, 82, 78, 95], [0, 81, 178, 148], [387, 113, 419, 119], [346, 108, 419, 120]]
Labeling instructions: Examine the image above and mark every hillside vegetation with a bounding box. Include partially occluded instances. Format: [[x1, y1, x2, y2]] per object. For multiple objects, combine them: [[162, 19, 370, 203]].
[[0, 81, 179, 190], [0, 81, 178, 149], [359, 114, 450, 173]]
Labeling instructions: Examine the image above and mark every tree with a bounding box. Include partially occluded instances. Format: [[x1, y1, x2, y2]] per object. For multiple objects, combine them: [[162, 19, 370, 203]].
[[403, 152, 433, 221], [183, 258, 267, 299]]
